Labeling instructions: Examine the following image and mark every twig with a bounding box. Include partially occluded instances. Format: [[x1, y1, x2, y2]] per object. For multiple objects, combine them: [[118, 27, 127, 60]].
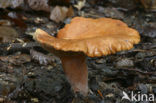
[[0, 42, 40, 55], [97, 90, 104, 99], [118, 68, 156, 75]]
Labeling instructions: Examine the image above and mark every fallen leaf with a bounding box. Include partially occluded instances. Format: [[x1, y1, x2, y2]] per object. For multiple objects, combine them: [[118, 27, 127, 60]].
[[50, 6, 68, 23], [7, 12, 27, 30], [0, 0, 24, 9], [0, 20, 11, 26], [67, 6, 74, 17], [0, 26, 18, 43], [0, 97, 4, 102], [0, 54, 31, 65], [27, 0, 50, 12]]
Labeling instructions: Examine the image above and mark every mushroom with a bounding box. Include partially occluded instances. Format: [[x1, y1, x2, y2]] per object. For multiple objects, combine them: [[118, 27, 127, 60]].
[[33, 17, 140, 96]]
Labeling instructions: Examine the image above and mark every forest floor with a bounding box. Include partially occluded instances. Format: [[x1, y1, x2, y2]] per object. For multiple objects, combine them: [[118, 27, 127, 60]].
[[0, 0, 156, 103]]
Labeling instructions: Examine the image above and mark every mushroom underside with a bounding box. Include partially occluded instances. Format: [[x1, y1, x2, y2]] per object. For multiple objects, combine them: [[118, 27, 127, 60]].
[[34, 29, 140, 57]]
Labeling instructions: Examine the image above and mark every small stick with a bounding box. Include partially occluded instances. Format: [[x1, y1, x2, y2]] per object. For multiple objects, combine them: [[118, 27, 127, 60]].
[[97, 90, 104, 99], [0, 42, 40, 55]]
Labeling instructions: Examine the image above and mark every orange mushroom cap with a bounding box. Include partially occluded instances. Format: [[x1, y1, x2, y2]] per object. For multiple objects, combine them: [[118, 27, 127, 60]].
[[34, 17, 140, 57]]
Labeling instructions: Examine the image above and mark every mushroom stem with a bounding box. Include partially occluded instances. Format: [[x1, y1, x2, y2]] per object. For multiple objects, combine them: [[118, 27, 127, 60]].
[[60, 54, 88, 96]]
